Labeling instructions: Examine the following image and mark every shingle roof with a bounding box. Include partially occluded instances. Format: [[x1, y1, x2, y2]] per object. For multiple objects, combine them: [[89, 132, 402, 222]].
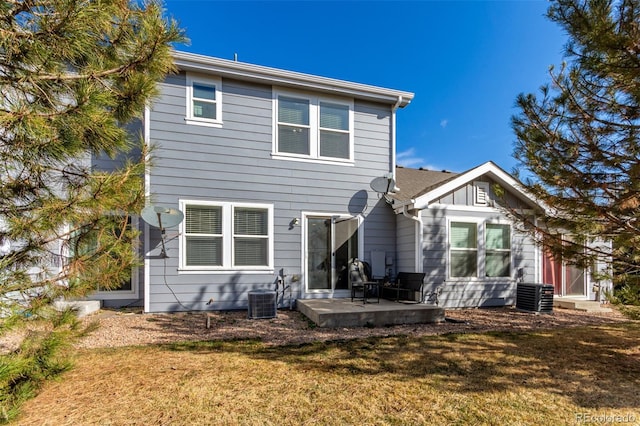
[[391, 166, 459, 203]]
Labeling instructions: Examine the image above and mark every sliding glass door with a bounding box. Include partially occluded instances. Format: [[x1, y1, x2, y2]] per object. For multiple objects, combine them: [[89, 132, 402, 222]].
[[306, 215, 359, 293]]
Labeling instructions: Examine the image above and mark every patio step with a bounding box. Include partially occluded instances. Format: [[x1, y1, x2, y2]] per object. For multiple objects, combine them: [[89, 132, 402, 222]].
[[53, 300, 101, 317], [297, 299, 445, 328], [553, 298, 612, 313]]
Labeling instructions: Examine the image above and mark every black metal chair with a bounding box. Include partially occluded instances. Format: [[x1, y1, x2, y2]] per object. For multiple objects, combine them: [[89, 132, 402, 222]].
[[382, 272, 426, 303]]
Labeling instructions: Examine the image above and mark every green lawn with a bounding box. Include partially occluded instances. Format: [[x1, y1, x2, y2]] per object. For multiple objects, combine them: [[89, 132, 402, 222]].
[[15, 323, 640, 425]]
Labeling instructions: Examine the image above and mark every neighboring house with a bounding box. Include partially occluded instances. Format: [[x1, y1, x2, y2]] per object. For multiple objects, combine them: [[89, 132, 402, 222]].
[[389, 162, 612, 308], [91, 51, 415, 312]]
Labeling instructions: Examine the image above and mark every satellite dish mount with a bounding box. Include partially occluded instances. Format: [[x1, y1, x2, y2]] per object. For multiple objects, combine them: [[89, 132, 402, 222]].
[[370, 174, 396, 204], [141, 205, 184, 258]]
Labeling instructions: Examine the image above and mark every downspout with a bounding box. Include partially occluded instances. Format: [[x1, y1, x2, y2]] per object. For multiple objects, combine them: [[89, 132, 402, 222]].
[[534, 215, 540, 284], [391, 96, 403, 183], [143, 105, 151, 313], [401, 202, 423, 273], [389, 95, 406, 274]]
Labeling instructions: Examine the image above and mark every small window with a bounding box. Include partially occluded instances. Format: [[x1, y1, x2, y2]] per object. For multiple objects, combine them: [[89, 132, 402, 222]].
[[450, 222, 478, 277], [192, 84, 217, 119], [180, 201, 273, 271], [186, 74, 222, 127], [273, 90, 353, 163]]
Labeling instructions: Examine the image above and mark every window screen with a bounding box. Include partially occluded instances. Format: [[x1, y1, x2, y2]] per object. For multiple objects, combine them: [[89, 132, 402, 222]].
[[450, 222, 478, 277], [278, 96, 310, 154], [192, 83, 217, 120], [234, 207, 268, 266], [486, 224, 510, 277], [185, 205, 223, 266]]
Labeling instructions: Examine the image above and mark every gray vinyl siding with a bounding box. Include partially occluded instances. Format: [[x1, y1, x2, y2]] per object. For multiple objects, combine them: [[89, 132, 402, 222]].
[[420, 209, 448, 286], [434, 177, 526, 209], [144, 73, 396, 312], [419, 185, 538, 309], [395, 214, 417, 274]]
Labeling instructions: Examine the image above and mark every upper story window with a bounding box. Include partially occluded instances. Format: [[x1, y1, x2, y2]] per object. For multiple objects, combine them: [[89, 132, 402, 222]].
[[273, 89, 354, 164], [185, 73, 222, 128]]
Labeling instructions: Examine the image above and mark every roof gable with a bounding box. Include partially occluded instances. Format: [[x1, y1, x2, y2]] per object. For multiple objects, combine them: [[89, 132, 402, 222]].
[[393, 161, 541, 211]]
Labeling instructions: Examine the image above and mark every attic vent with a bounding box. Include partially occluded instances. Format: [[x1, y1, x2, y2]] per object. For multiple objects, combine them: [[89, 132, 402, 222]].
[[247, 290, 277, 319], [474, 181, 490, 206]]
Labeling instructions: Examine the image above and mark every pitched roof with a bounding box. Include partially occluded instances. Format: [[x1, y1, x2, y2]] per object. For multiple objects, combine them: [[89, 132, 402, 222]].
[[172, 51, 414, 107], [391, 166, 459, 203], [392, 161, 542, 212]]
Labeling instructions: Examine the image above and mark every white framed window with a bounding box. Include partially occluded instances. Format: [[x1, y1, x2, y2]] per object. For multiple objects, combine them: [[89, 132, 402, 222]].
[[448, 219, 512, 279], [185, 73, 222, 128], [179, 200, 273, 272], [273, 89, 354, 163]]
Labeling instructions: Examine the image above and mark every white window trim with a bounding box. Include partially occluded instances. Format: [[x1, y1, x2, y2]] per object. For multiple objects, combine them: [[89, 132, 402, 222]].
[[272, 88, 354, 164], [178, 200, 274, 273], [447, 217, 513, 282], [449, 219, 480, 280], [185, 73, 223, 128]]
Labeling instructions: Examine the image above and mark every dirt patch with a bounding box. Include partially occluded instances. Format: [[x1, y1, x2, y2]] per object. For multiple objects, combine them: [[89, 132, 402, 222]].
[[73, 305, 631, 349]]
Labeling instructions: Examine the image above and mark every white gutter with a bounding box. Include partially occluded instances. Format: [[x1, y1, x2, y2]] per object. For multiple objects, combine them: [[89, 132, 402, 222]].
[[391, 95, 403, 185], [173, 51, 414, 107]]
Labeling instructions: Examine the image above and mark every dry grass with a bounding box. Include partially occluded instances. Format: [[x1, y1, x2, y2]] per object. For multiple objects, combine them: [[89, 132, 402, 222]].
[[14, 322, 640, 425]]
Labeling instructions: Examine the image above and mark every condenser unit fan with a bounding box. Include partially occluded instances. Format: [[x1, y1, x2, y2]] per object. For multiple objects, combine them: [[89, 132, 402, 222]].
[[247, 290, 277, 319]]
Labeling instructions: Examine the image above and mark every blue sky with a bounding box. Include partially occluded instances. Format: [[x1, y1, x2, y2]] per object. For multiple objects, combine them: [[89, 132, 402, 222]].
[[164, 0, 567, 173]]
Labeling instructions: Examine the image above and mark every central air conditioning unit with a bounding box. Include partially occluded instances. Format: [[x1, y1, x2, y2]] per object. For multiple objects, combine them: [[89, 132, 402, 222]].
[[516, 283, 554, 313], [247, 290, 277, 319]]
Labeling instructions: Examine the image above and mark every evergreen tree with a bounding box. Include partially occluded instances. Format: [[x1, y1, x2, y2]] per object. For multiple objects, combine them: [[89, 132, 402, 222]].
[[0, 0, 184, 328], [511, 0, 640, 285]]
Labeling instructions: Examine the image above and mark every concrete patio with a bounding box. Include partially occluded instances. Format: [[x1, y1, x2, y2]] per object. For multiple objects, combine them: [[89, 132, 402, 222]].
[[297, 298, 446, 328]]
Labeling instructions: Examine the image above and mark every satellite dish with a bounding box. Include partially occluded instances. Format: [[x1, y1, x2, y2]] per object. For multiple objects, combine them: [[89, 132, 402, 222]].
[[141, 205, 184, 258], [370, 176, 395, 194], [141, 205, 184, 229]]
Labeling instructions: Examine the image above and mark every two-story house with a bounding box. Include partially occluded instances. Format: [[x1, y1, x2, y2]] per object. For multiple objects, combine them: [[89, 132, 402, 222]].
[[89, 51, 608, 313], [93, 51, 414, 312]]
